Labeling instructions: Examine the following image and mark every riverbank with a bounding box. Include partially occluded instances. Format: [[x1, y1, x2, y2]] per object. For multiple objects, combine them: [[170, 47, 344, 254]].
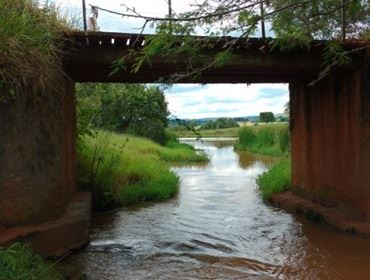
[[78, 131, 208, 211]]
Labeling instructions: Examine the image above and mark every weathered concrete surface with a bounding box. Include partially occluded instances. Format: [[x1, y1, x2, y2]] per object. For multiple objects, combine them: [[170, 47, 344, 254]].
[[290, 52, 370, 218], [0, 192, 91, 257], [0, 78, 77, 227], [272, 192, 370, 237]]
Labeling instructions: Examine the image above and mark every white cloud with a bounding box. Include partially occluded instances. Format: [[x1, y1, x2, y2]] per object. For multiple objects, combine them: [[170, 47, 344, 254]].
[[165, 84, 289, 119]]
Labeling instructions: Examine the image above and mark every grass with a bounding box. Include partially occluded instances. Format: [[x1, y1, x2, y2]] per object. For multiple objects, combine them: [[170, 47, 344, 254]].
[[235, 123, 290, 156], [159, 141, 208, 162], [78, 130, 208, 210], [0, 243, 62, 280], [256, 159, 291, 200], [0, 0, 73, 99]]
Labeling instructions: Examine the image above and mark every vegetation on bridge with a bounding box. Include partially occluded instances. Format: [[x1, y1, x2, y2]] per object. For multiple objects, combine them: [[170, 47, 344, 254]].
[[104, 0, 370, 84]]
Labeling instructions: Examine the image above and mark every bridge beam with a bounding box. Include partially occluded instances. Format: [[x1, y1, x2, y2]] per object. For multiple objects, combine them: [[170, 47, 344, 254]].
[[64, 33, 326, 84]]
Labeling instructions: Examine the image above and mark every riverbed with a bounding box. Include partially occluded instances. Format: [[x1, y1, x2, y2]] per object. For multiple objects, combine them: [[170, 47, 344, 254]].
[[70, 138, 370, 279]]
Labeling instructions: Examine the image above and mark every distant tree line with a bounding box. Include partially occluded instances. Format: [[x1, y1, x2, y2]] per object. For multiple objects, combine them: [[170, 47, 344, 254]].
[[201, 118, 240, 130]]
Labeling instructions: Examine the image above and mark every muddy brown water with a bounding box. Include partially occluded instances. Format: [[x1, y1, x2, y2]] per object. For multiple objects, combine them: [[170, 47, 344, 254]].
[[70, 139, 370, 279]]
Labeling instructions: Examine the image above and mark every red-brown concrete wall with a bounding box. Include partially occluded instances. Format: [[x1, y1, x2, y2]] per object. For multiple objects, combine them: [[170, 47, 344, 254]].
[[0, 78, 76, 228], [290, 56, 370, 217]]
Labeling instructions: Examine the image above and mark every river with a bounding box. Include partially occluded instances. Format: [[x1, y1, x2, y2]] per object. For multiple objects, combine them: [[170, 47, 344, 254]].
[[69, 138, 370, 279]]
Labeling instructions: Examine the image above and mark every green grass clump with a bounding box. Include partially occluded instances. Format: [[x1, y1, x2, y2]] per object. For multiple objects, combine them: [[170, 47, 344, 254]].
[[0, 0, 73, 97], [78, 131, 207, 210], [159, 142, 208, 162], [256, 159, 291, 200], [0, 243, 62, 280], [235, 123, 290, 156]]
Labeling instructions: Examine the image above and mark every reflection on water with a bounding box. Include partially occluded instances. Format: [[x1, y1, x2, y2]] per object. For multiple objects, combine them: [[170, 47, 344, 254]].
[[69, 139, 370, 279]]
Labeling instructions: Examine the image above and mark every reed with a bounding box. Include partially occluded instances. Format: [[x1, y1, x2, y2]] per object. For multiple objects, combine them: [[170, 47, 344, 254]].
[[236, 123, 290, 156]]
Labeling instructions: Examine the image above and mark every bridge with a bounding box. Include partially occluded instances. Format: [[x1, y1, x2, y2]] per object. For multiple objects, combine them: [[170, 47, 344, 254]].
[[0, 32, 369, 256], [64, 32, 326, 83]]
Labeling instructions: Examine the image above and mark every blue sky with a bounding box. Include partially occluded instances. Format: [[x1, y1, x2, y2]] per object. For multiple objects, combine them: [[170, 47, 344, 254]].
[[167, 84, 288, 119], [57, 0, 289, 119]]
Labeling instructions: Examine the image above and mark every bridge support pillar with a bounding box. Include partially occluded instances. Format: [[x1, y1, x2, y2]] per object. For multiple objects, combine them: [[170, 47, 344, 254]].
[[282, 53, 370, 229], [0, 78, 90, 256]]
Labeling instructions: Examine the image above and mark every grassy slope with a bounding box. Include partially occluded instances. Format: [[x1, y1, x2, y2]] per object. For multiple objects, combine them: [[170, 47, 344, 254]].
[[256, 159, 291, 200], [78, 131, 208, 210]]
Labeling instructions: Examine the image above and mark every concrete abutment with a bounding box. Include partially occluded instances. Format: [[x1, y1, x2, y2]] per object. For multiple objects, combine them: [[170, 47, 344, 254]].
[[282, 53, 370, 225], [0, 78, 90, 256]]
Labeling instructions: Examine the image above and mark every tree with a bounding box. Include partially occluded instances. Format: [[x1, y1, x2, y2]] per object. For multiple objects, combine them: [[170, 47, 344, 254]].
[[93, 0, 370, 84], [260, 112, 276, 123], [76, 83, 170, 144]]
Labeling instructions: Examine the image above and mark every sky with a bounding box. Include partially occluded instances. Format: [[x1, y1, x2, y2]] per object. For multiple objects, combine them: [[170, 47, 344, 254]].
[[55, 0, 289, 119]]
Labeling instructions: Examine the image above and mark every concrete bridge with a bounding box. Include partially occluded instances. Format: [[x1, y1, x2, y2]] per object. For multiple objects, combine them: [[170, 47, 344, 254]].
[[0, 32, 369, 256]]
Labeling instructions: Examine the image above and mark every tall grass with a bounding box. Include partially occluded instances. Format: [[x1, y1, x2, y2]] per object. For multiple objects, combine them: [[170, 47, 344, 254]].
[[236, 123, 290, 156], [0, 243, 62, 280], [256, 159, 291, 200], [78, 131, 207, 210], [0, 0, 73, 97]]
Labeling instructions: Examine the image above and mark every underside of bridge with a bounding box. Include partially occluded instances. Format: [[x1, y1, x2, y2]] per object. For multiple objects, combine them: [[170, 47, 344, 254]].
[[0, 32, 369, 255]]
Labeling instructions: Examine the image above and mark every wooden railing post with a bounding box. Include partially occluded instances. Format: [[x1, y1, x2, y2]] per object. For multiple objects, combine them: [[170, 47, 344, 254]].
[[82, 0, 87, 31], [260, 0, 266, 39]]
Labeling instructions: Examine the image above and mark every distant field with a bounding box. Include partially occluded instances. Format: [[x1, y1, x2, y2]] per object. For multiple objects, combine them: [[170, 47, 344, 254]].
[[170, 127, 241, 138], [169, 122, 288, 138]]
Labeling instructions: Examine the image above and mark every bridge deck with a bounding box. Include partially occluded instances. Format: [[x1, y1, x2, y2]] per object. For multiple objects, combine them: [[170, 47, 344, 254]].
[[64, 31, 367, 83]]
